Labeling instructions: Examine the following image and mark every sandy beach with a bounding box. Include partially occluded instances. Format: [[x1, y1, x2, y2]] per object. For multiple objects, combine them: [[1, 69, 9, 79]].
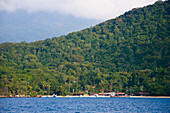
[[129, 96, 170, 98]]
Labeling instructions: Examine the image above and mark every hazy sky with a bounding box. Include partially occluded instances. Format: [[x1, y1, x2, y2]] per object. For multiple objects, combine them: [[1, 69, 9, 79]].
[[0, 0, 161, 20], [0, 0, 164, 43]]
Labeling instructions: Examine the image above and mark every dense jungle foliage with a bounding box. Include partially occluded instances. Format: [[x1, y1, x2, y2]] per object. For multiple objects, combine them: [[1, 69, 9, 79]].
[[0, 1, 169, 96]]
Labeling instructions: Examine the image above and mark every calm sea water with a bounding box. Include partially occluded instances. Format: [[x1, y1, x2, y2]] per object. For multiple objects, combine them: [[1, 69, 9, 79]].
[[0, 97, 170, 113]]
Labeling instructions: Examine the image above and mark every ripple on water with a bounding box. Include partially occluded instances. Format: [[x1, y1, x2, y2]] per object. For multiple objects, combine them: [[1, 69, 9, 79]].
[[0, 98, 170, 113]]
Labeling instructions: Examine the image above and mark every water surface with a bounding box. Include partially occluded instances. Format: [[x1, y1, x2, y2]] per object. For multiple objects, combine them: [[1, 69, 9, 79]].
[[0, 97, 170, 113]]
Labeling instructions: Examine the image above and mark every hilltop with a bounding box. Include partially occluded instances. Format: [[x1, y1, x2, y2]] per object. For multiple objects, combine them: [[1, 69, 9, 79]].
[[0, 0, 169, 96]]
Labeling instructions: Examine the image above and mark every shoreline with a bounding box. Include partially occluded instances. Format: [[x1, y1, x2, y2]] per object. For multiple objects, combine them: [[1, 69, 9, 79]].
[[129, 96, 170, 98], [0, 95, 170, 98]]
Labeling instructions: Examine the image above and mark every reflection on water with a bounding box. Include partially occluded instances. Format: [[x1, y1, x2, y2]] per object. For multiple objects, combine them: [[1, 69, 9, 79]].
[[0, 98, 170, 112]]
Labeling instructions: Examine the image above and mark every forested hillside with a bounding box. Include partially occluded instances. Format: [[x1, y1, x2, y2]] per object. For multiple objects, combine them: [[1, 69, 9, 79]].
[[0, 1, 169, 96]]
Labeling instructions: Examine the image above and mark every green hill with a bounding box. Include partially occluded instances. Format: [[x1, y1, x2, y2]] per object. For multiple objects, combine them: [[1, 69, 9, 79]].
[[0, 0, 169, 96]]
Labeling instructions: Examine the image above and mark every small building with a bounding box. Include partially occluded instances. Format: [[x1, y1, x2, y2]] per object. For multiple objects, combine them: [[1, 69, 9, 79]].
[[90, 92, 98, 96], [83, 93, 89, 97], [138, 91, 146, 96], [15, 95, 21, 97], [130, 93, 134, 96], [110, 92, 115, 96], [98, 92, 115, 96], [115, 92, 126, 96], [37, 95, 42, 97], [73, 92, 86, 96]]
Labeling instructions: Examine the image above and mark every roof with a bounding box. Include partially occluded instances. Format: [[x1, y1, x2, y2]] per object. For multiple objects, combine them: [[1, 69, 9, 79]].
[[116, 92, 125, 94], [138, 92, 146, 94], [73, 92, 85, 94], [91, 92, 97, 95], [99, 92, 112, 95]]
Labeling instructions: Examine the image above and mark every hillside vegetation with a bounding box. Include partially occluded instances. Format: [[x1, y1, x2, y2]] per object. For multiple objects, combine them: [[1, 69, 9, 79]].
[[0, 1, 169, 96]]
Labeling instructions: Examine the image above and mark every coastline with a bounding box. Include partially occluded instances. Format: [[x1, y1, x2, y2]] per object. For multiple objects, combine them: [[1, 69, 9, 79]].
[[129, 96, 170, 98], [0, 95, 170, 98]]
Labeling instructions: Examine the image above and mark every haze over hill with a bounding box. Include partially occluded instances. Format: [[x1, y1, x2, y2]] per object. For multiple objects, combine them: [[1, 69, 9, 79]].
[[0, 1, 169, 96], [0, 10, 101, 43], [0, 0, 161, 43]]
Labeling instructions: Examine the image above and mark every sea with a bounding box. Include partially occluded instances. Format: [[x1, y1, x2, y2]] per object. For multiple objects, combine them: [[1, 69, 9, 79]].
[[0, 97, 170, 113]]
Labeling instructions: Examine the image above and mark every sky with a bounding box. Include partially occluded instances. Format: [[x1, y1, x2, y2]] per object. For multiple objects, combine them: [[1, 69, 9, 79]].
[[0, 0, 161, 20], [0, 0, 163, 43]]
